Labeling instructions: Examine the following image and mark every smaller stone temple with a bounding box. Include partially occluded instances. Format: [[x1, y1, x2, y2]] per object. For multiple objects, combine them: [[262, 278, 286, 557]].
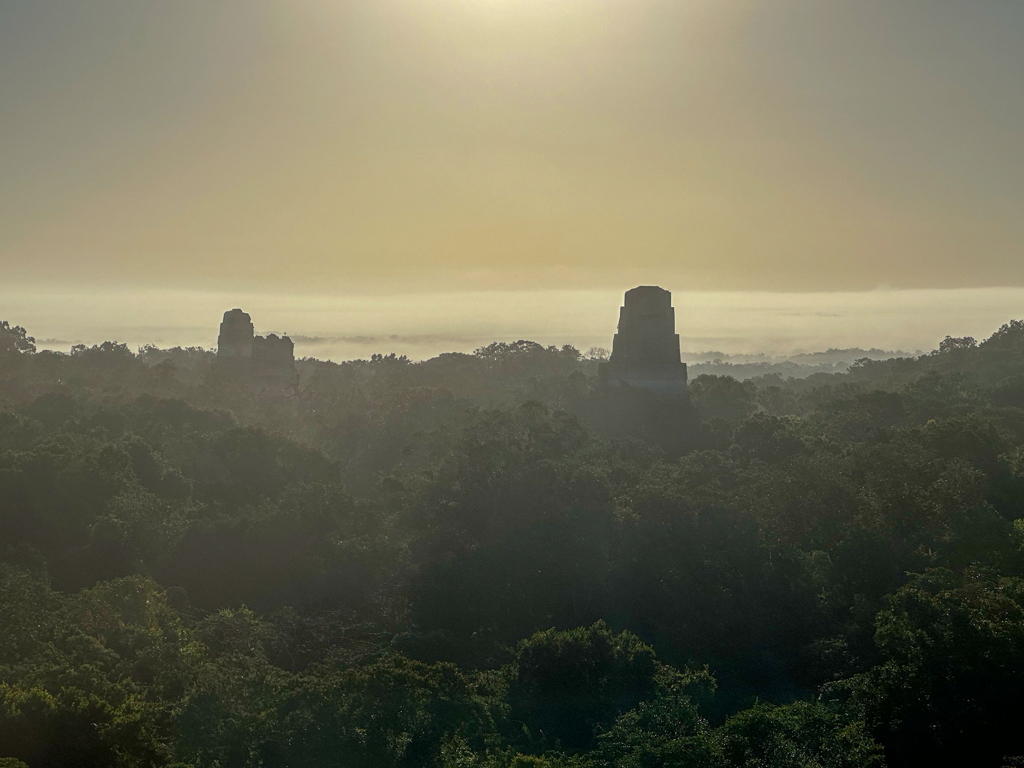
[[216, 309, 295, 385], [598, 286, 688, 394], [217, 309, 256, 358]]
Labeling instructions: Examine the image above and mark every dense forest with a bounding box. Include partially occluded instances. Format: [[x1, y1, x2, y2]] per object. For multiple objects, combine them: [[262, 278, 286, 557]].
[[3, 318, 1024, 767]]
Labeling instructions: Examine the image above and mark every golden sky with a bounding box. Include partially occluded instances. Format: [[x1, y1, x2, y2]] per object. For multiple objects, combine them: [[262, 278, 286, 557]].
[[3, 0, 1023, 295]]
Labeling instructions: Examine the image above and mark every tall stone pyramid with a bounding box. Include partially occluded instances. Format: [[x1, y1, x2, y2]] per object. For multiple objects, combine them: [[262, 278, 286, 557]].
[[598, 286, 688, 394]]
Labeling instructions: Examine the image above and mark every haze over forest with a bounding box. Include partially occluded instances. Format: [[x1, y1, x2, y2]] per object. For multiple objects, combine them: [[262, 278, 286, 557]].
[[5, 3, 1024, 768], [3, 0, 1024, 353]]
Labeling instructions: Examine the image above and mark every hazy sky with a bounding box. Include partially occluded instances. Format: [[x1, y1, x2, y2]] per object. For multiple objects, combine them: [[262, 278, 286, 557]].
[[4, 0, 1023, 297]]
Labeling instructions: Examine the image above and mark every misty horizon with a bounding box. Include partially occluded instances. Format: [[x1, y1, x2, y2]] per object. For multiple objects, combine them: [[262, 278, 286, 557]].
[[6, 285, 1021, 364], [5, 3, 1024, 764]]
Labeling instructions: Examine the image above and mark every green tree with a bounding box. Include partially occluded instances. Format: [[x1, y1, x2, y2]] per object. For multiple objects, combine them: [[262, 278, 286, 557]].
[[834, 568, 1024, 766], [0, 322, 35, 356], [719, 701, 884, 768], [597, 667, 721, 768], [505, 623, 659, 754], [688, 375, 757, 422]]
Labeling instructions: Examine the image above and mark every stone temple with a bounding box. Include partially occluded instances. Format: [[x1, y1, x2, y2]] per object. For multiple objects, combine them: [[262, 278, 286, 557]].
[[598, 286, 688, 394], [216, 309, 295, 384], [217, 309, 256, 358]]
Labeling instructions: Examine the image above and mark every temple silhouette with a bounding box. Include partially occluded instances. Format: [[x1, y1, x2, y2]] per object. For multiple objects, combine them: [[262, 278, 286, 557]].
[[215, 286, 688, 395], [599, 286, 688, 394], [216, 309, 295, 387]]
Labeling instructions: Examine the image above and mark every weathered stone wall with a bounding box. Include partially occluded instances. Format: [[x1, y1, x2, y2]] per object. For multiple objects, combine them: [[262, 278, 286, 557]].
[[252, 333, 294, 363], [252, 333, 296, 382]]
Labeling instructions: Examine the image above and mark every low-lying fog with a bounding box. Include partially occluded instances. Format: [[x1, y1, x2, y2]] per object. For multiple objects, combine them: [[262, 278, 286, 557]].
[[6, 286, 1023, 369]]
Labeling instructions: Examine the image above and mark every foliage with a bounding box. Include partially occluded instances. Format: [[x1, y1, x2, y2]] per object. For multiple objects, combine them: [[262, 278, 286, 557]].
[[2, 316, 1024, 766], [504, 623, 659, 753], [0, 322, 35, 356], [718, 701, 884, 768]]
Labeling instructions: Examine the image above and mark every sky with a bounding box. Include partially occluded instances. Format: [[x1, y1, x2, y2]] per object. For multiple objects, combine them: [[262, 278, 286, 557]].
[[2, 0, 1023, 356]]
